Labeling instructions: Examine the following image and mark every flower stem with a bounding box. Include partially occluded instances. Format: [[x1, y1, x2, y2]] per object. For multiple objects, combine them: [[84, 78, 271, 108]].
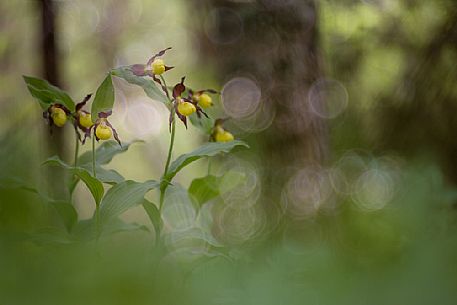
[[159, 109, 176, 213], [70, 130, 80, 201], [74, 131, 80, 167], [95, 202, 100, 241], [92, 133, 96, 178]]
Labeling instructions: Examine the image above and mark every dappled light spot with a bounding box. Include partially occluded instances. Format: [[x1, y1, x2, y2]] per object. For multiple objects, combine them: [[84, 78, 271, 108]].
[[218, 158, 261, 209], [231, 98, 276, 133], [123, 98, 163, 138], [352, 168, 395, 211], [215, 203, 266, 245], [222, 77, 261, 119], [281, 167, 335, 219], [162, 191, 197, 232], [308, 78, 348, 119]]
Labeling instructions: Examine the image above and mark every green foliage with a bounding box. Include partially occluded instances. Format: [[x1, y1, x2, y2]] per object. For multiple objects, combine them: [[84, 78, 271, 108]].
[[23, 75, 75, 111], [189, 112, 214, 134], [189, 170, 247, 206], [189, 175, 223, 206], [78, 140, 141, 166], [111, 66, 168, 104], [43, 156, 104, 205], [142, 199, 162, 236], [91, 73, 115, 119], [48, 200, 78, 232], [164, 140, 249, 183], [98, 180, 159, 226]]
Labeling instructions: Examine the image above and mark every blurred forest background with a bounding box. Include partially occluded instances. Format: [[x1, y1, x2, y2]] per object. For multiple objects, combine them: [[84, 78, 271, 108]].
[[1, 0, 457, 304]]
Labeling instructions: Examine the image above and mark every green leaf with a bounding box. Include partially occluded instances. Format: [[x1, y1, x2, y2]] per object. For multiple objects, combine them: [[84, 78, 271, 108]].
[[189, 112, 214, 134], [91, 167, 124, 184], [68, 166, 123, 197], [78, 140, 142, 166], [43, 156, 104, 205], [72, 218, 148, 241], [23, 75, 75, 112], [48, 200, 78, 232], [188, 171, 247, 206], [91, 73, 115, 119], [30, 227, 76, 245], [164, 140, 248, 183], [98, 180, 159, 225], [142, 199, 162, 235], [111, 66, 168, 104], [189, 175, 222, 205]]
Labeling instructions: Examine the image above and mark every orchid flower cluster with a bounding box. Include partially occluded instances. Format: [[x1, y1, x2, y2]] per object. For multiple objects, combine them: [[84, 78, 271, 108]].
[[41, 48, 234, 146], [23, 47, 246, 244]]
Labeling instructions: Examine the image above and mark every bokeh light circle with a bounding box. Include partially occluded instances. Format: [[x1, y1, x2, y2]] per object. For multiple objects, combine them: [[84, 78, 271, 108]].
[[308, 79, 348, 119], [221, 77, 262, 119], [352, 169, 394, 211], [123, 98, 163, 138]]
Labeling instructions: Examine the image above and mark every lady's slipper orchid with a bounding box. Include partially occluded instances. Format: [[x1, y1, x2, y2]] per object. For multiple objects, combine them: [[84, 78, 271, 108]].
[[43, 104, 71, 131], [171, 77, 208, 129], [189, 89, 218, 109], [131, 47, 174, 99], [212, 119, 235, 142], [92, 111, 121, 146], [73, 94, 93, 144]]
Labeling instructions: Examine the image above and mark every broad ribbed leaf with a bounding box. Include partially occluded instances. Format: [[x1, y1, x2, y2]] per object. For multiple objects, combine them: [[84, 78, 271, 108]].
[[189, 171, 247, 206], [164, 140, 248, 182], [189, 113, 214, 134], [78, 140, 141, 166], [23, 75, 75, 111], [72, 218, 148, 241], [142, 199, 162, 235], [91, 73, 114, 119], [189, 175, 222, 205], [99, 180, 159, 225], [43, 156, 104, 205], [112, 66, 168, 104], [91, 167, 124, 184], [49, 200, 78, 232]]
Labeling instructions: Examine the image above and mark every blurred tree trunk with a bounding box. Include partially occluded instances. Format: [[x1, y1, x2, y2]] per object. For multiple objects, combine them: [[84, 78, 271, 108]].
[[378, 7, 457, 185], [39, 0, 66, 198], [189, 0, 328, 198]]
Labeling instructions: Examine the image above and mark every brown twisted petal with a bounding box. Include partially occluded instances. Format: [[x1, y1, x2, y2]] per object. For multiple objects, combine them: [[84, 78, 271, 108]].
[[172, 77, 186, 99], [75, 94, 93, 111], [105, 120, 121, 147], [146, 47, 172, 66], [152, 75, 170, 99], [98, 110, 112, 119]]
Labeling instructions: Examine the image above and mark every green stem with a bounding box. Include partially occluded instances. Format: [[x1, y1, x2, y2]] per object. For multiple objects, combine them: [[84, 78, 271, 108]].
[[95, 203, 100, 241], [70, 130, 80, 201], [159, 113, 176, 213], [156, 74, 176, 244], [74, 131, 80, 167], [92, 134, 96, 178]]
